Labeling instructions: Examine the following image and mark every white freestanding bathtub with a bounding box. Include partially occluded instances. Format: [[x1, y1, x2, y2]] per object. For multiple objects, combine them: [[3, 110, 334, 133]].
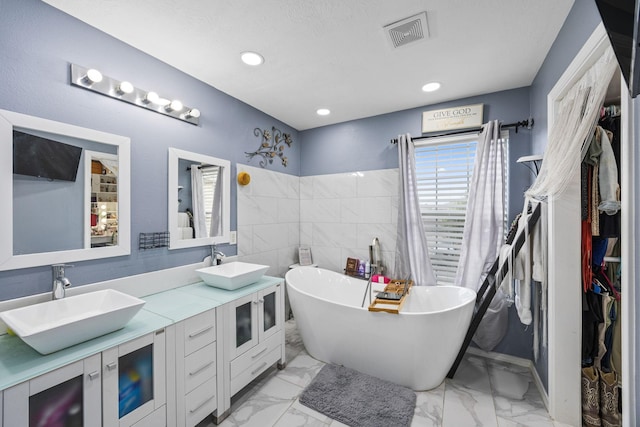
[[285, 267, 476, 391]]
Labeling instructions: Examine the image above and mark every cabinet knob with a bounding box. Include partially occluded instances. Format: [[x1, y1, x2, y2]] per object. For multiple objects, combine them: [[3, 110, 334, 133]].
[[105, 362, 117, 371], [88, 371, 100, 380], [258, 299, 264, 303]]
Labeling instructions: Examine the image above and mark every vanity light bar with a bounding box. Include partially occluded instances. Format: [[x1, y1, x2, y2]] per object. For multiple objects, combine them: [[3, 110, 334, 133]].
[[69, 64, 200, 126]]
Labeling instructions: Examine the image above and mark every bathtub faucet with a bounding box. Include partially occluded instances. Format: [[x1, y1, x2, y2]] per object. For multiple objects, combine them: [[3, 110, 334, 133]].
[[370, 237, 383, 276], [361, 237, 382, 307]]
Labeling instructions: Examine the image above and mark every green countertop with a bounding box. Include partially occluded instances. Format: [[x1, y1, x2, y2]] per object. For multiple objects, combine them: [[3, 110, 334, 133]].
[[0, 309, 171, 391], [0, 275, 283, 391], [174, 276, 283, 305]]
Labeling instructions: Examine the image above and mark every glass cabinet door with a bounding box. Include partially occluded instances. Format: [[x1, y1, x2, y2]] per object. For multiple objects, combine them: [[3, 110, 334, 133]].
[[228, 293, 258, 358], [102, 331, 166, 427], [258, 284, 281, 342], [262, 291, 276, 334], [3, 354, 101, 427], [235, 301, 253, 349], [30, 375, 84, 426]]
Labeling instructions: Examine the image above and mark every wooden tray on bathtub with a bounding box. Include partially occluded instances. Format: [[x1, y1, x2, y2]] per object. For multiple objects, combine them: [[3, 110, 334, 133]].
[[367, 280, 413, 314]]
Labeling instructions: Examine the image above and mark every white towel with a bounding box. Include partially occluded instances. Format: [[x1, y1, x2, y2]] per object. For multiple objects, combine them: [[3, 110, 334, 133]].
[[178, 212, 191, 227], [178, 227, 193, 239], [513, 200, 532, 326], [498, 244, 514, 304]]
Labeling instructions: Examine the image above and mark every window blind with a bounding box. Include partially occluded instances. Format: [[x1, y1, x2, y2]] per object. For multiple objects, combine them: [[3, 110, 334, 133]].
[[414, 132, 508, 285]]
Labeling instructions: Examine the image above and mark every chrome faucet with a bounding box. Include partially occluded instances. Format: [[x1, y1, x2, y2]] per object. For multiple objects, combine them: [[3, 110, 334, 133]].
[[204, 245, 226, 265], [52, 264, 72, 300], [361, 238, 382, 307]]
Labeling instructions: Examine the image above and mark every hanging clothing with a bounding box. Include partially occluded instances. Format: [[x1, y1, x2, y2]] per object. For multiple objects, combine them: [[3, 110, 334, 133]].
[[596, 127, 620, 215]]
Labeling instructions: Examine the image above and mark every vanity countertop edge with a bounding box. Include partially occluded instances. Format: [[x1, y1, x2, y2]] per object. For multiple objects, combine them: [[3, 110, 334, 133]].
[[0, 275, 283, 391]]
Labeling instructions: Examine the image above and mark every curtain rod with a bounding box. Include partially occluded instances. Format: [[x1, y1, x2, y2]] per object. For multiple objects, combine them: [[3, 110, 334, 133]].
[[390, 118, 534, 144]]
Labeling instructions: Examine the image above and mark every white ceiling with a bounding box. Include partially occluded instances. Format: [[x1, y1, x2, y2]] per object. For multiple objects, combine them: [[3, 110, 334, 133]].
[[43, 0, 575, 131]]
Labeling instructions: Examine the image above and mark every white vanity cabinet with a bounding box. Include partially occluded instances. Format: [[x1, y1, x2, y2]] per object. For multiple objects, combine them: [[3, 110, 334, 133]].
[[174, 309, 219, 427], [102, 329, 169, 427], [3, 354, 102, 427], [224, 282, 285, 398]]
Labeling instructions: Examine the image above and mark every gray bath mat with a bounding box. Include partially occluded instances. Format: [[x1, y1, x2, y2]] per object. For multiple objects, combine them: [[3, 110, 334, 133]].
[[299, 364, 416, 427]]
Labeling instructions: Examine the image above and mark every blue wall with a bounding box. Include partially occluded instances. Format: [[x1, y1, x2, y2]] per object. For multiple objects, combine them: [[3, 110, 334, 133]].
[[301, 88, 538, 360], [300, 89, 536, 231], [0, 0, 300, 300]]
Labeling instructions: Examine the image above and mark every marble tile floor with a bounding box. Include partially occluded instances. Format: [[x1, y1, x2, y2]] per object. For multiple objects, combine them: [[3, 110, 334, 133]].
[[199, 320, 574, 427]]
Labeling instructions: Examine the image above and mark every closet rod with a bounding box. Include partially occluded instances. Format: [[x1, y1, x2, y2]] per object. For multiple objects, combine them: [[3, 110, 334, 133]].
[[390, 117, 534, 144]]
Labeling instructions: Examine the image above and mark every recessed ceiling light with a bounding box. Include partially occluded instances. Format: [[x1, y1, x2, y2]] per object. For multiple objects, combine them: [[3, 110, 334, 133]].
[[241, 51, 264, 66], [422, 82, 441, 92], [316, 108, 331, 116]]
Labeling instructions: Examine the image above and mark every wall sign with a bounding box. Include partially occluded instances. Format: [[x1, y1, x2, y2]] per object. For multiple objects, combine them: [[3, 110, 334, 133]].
[[422, 103, 484, 133]]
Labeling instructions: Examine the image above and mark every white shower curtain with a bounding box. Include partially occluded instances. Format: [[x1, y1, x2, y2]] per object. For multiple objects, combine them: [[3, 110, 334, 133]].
[[454, 120, 508, 351], [394, 134, 437, 286], [191, 166, 207, 238], [526, 46, 616, 201], [209, 166, 223, 237]]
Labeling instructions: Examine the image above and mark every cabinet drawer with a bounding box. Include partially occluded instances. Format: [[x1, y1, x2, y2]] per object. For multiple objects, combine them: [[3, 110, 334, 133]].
[[185, 377, 217, 427], [131, 405, 166, 427], [184, 342, 216, 394], [230, 332, 281, 380], [184, 309, 216, 355], [230, 345, 281, 397]]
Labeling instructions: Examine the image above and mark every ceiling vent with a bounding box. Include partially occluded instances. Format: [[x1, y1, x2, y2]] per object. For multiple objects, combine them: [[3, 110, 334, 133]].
[[384, 12, 429, 49]]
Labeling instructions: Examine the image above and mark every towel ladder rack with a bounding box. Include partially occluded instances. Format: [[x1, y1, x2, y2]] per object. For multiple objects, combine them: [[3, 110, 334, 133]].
[[447, 202, 542, 379]]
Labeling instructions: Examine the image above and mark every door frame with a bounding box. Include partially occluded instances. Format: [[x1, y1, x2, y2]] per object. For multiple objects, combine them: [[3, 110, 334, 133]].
[[546, 22, 635, 425]]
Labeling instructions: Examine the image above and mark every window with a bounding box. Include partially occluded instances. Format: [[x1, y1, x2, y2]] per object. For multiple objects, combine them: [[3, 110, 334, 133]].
[[414, 132, 508, 285]]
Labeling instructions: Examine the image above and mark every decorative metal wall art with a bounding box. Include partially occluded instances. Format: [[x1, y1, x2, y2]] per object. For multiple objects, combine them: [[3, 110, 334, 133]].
[[245, 126, 292, 167]]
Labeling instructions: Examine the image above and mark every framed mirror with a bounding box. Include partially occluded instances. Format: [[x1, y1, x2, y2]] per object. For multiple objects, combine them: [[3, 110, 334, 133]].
[[168, 148, 230, 250], [0, 109, 131, 271]]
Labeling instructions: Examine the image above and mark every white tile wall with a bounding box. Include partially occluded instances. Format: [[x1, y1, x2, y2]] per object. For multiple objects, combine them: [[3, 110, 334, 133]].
[[237, 164, 300, 278], [300, 169, 398, 276], [237, 166, 398, 278]]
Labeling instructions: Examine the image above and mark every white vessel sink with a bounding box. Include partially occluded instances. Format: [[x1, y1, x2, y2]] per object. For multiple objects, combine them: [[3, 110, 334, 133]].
[[0, 289, 145, 354], [196, 262, 269, 290]]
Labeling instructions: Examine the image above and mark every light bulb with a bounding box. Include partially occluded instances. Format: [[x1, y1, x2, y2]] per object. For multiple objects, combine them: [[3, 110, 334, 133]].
[[186, 108, 200, 118], [117, 81, 134, 95], [83, 68, 103, 85], [143, 91, 159, 104], [165, 100, 183, 112], [156, 97, 171, 107]]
